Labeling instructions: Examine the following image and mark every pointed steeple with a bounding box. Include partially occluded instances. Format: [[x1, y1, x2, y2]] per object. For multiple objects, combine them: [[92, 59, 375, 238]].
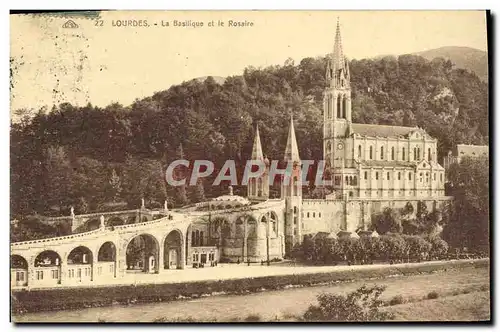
[[328, 18, 350, 89], [332, 18, 345, 71], [251, 124, 264, 160], [284, 115, 300, 162]]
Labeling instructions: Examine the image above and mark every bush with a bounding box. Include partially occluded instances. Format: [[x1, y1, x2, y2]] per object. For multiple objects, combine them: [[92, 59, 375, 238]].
[[302, 285, 394, 322], [427, 291, 439, 299], [429, 237, 449, 259], [388, 295, 404, 306], [403, 235, 432, 261]]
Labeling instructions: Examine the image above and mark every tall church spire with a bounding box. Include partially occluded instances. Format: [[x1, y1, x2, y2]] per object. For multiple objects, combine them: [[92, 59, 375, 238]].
[[328, 18, 350, 89], [251, 124, 264, 160], [332, 18, 345, 71], [284, 115, 300, 162]]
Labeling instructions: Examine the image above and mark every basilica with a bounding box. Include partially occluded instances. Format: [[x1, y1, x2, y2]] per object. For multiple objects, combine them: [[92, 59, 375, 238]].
[[10, 21, 454, 291], [242, 20, 450, 255]]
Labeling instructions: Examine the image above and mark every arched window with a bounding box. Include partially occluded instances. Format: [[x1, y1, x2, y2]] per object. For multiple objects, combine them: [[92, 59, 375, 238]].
[[398, 172, 401, 180], [326, 96, 331, 119], [369, 146, 373, 159], [391, 147, 395, 160], [418, 148, 421, 160], [375, 172, 379, 180], [342, 95, 347, 119], [380, 146, 384, 160], [336, 95, 341, 118], [414, 147, 417, 161], [402, 147, 406, 161], [353, 176, 358, 186], [358, 145, 362, 159], [345, 176, 349, 184], [387, 172, 390, 180], [409, 172, 412, 180], [200, 231, 204, 246], [440, 173, 443, 182], [428, 148, 432, 161], [364, 171, 368, 180]]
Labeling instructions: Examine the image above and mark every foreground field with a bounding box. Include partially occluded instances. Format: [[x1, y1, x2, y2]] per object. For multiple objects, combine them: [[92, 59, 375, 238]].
[[13, 260, 489, 322], [388, 291, 490, 322]]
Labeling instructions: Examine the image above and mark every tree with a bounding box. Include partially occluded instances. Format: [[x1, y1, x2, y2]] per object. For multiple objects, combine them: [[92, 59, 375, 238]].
[[189, 179, 205, 203], [42, 146, 75, 213], [443, 156, 489, 252], [108, 169, 122, 202], [172, 144, 189, 207], [372, 208, 402, 234]]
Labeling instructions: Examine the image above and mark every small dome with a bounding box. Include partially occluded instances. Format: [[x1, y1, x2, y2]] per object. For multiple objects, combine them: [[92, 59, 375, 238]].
[[212, 195, 250, 205]]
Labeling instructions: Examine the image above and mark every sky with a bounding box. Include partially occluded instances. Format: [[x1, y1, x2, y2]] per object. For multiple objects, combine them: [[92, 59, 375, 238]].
[[10, 10, 488, 113]]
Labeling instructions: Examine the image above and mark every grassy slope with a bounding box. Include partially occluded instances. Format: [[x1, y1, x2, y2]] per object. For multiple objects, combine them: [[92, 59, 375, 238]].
[[388, 291, 490, 322]]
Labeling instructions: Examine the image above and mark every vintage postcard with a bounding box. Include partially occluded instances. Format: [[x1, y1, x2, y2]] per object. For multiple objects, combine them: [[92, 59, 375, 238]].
[[10, 10, 490, 323]]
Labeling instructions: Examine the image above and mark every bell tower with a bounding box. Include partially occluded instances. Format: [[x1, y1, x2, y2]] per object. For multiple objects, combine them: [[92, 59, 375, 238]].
[[323, 19, 352, 170]]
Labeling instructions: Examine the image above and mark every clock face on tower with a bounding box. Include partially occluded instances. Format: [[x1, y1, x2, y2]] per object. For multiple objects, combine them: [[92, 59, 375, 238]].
[[337, 143, 344, 150]]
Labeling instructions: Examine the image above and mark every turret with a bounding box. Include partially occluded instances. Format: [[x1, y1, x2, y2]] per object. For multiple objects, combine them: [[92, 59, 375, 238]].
[[248, 124, 269, 200], [282, 115, 303, 255]]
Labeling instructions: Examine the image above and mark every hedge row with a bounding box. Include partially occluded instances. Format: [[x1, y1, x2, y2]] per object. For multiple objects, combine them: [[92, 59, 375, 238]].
[[11, 259, 488, 314], [292, 234, 450, 265]]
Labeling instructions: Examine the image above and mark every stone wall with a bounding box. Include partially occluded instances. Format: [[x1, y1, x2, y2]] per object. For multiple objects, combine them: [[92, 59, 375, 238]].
[[302, 197, 452, 235]]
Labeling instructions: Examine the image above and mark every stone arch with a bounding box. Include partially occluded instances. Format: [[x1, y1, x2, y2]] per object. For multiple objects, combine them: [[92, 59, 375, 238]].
[[67, 246, 93, 265], [163, 229, 183, 270], [67, 245, 94, 282], [74, 218, 100, 233], [270, 211, 279, 236], [97, 241, 117, 278], [11, 254, 29, 287], [33, 250, 62, 286], [107, 216, 125, 227], [11, 254, 28, 269], [210, 217, 229, 247], [34, 250, 62, 267], [125, 233, 160, 273], [97, 241, 116, 262]]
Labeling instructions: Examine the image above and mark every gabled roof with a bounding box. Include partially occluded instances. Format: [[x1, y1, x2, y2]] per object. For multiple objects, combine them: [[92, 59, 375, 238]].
[[416, 160, 445, 170], [352, 123, 425, 139]]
